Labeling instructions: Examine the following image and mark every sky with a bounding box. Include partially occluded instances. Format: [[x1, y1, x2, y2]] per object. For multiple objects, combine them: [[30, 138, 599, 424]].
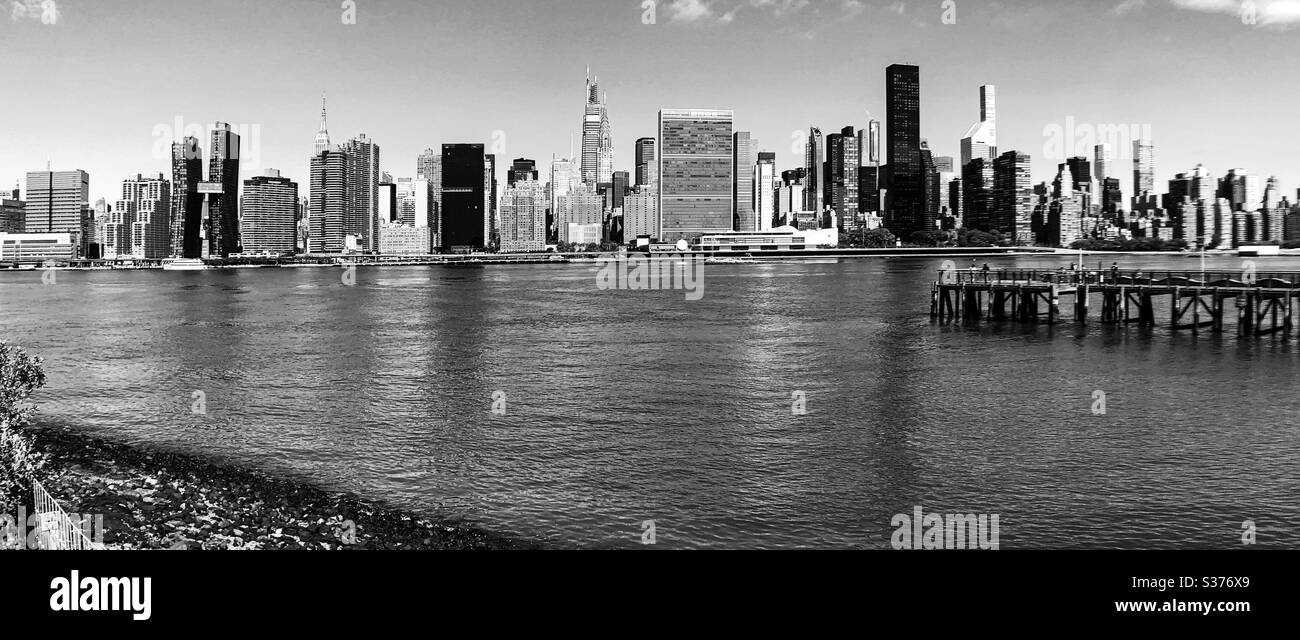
[[2, 0, 1299, 206]]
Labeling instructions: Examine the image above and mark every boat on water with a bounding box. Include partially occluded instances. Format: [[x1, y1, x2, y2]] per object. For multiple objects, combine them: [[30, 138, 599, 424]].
[[705, 257, 758, 264], [161, 258, 208, 271]]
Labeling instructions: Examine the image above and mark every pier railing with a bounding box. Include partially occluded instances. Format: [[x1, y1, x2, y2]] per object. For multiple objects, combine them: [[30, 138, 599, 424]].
[[32, 480, 103, 550], [937, 269, 1300, 289]]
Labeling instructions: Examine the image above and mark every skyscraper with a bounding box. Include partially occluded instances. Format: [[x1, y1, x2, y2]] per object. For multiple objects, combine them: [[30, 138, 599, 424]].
[[581, 69, 613, 185], [658, 109, 734, 242], [733, 131, 756, 232], [24, 169, 89, 255], [754, 151, 776, 232], [340, 134, 380, 252], [960, 85, 997, 167], [309, 149, 353, 254], [121, 173, 171, 259], [509, 158, 538, 187], [314, 94, 331, 155], [170, 137, 202, 258], [441, 143, 486, 251], [417, 148, 442, 235], [886, 64, 924, 236], [1094, 144, 1114, 185], [241, 170, 298, 255], [961, 158, 993, 232], [499, 179, 547, 252], [208, 122, 241, 256], [804, 127, 823, 212], [827, 126, 859, 230], [992, 151, 1032, 244], [1132, 137, 1155, 212], [635, 137, 657, 188]]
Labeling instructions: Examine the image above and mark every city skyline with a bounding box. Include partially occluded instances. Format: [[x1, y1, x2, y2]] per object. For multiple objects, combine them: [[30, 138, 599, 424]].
[[3, 0, 1299, 206]]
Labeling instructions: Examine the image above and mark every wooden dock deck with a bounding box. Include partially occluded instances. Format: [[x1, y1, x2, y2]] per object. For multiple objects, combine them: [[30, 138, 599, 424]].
[[931, 269, 1300, 337]]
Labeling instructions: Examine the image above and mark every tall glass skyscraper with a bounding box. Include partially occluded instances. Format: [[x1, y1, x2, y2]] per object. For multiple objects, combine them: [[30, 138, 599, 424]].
[[960, 85, 997, 167], [441, 143, 486, 252], [24, 169, 90, 256], [658, 109, 734, 242], [733, 131, 756, 232], [208, 122, 241, 257], [886, 64, 924, 236], [635, 137, 656, 189], [827, 126, 859, 229], [804, 127, 823, 213], [581, 70, 613, 185], [170, 137, 202, 258]]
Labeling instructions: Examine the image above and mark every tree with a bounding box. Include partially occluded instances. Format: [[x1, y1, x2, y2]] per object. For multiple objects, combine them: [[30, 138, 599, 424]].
[[862, 228, 898, 248], [0, 342, 47, 515], [909, 230, 951, 247]]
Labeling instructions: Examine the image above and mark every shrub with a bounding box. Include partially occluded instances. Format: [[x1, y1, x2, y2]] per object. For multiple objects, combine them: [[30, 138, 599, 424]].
[[0, 342, 47, 515]]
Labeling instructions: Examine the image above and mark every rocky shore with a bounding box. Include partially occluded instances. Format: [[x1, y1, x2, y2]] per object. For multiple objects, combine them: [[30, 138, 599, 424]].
[[24, 424, 536, 550]]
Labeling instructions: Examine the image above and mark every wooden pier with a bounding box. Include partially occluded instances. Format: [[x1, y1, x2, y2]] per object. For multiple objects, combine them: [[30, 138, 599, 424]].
[[931, 269, 1300, 338]]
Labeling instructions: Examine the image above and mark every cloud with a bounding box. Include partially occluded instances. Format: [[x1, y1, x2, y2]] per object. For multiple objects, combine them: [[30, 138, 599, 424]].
[[667, 0, 718, 23], [1109, 0, 1147, 16], [842, 0, 866, 17], [10, 0, 57, 23], [1169, 0, 1300, 28]]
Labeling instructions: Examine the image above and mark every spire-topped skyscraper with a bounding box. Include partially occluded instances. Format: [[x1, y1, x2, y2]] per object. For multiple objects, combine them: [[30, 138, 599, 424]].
[[314, 93, 331, 155], [581, 69, 613, 185]]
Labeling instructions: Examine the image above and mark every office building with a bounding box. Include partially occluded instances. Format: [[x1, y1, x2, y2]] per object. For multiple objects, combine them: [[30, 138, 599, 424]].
[[23, 170, 90, 255], [581, 70, 613, 185], [804, 126, 823, 213], [635, 137, 657, 188], [441, 143, 486, 251], [960, 85, 997, 167], [509, 158, 538, 187], [886, 64, 924, 236], [658, 109, 734, 241]]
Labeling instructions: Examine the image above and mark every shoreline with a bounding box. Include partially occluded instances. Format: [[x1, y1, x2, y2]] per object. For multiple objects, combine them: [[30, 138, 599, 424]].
[[2, 247, 1257, 272], [22, 424, 536, 550]]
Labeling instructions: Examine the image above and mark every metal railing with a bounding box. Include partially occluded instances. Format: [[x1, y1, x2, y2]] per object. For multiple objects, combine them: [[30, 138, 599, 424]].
[[938, 269, 1300, 289], [32, 480, 102, 550]]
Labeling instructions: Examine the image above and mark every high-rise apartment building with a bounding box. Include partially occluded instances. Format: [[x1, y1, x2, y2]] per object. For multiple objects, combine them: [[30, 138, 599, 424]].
[[170, 137, 203, 258], [309, 149, 354, 253], [208, 122, 241, 256], [241, 170, 298, 255], [992, 151, 1032, 244], [827, 126, 860, 230], [499, 179, 548, 252], [754, 151, 776, 232], [733, 131, 756, 232]]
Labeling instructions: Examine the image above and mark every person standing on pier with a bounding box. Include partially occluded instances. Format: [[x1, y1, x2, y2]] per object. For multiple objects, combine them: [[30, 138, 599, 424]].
[[1110, 262, 1119, 283], [982, 263, 990, 283]]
